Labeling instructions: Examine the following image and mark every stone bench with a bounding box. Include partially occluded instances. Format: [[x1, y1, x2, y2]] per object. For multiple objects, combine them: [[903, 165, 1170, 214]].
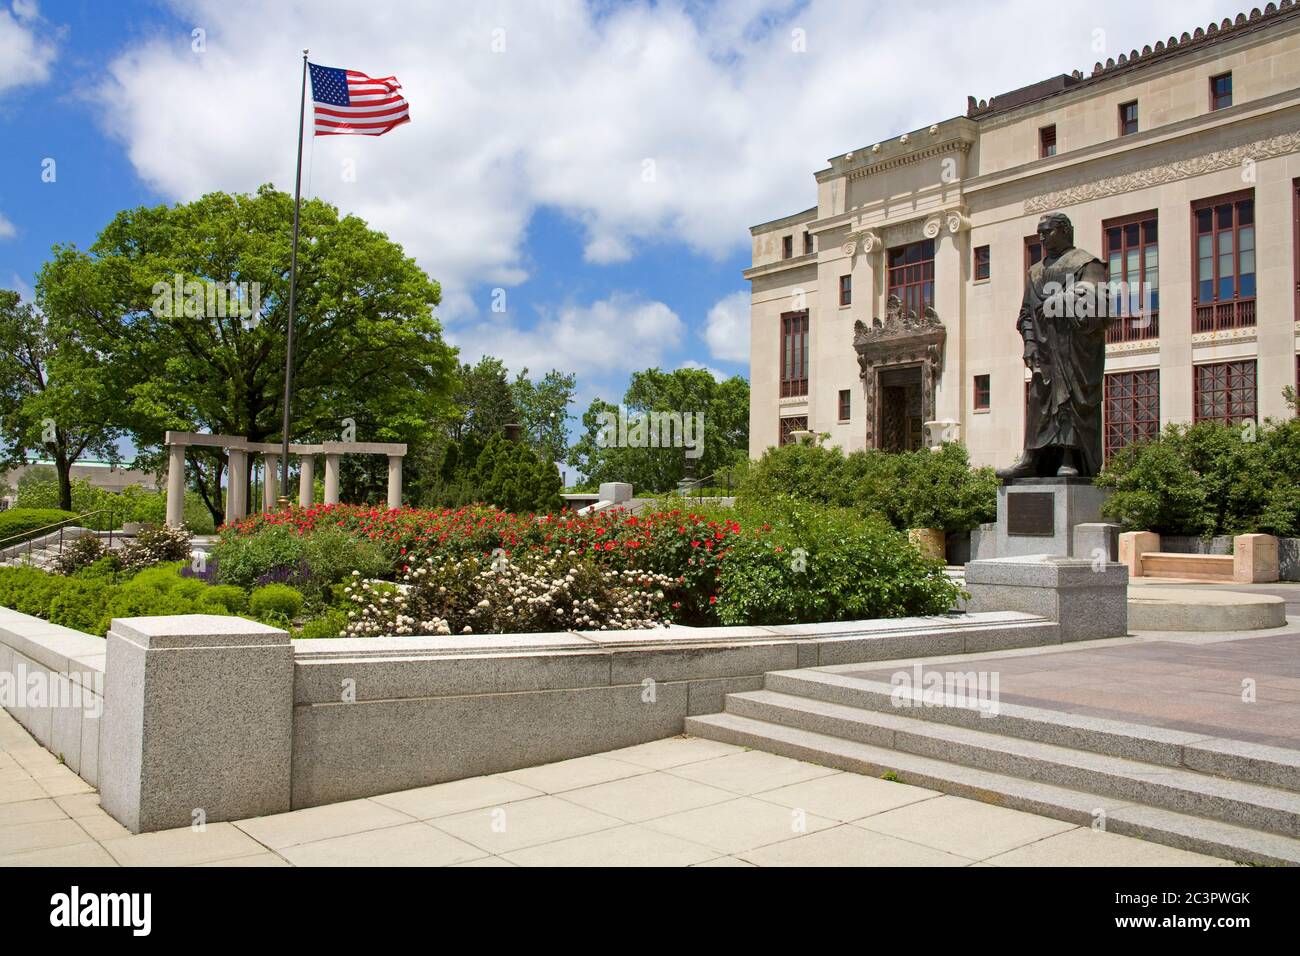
[[1120, 531, 1279, 584]]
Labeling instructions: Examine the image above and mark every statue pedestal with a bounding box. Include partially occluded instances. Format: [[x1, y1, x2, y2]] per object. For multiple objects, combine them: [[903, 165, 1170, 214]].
[[994, 477, 1111, 559]]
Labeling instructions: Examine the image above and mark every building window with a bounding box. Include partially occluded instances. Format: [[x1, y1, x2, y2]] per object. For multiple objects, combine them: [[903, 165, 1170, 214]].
[[1194, 360, 1256, 426], [782, 235, 793, 259], [839, 274, 852, 307], [838, 389, 851, 421], [973, 374, 990, 411], [1103, 212, 1159, 343], [1193, 191, 1255, 331], [804, 231, 814, 255], [973, 245, 990, 281], [1210, 72, 1233, 110], [1025, 235, 1044, 271], [1118, 100, 1138, 136], [779, 415, 808, 447], [1104, 370, 1160, 460], [887, 239, 935, 317], [1039, 124, 1057, 158], [779, 311, 809, 398]]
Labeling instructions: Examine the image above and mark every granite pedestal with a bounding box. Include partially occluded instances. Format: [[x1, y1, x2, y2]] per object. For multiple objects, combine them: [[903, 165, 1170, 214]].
[[995, 477, 1111, 559], [964, 554, 1129, 641]]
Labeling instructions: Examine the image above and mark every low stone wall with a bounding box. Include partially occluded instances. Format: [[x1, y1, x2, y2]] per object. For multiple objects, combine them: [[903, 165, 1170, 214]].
[[2, 607, 1063, 832], [0, 607, 104, 788], [1159, 534, 1300, 581]]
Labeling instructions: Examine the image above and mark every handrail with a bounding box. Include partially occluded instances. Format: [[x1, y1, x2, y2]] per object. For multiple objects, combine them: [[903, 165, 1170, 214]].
[[0, 508, 118, 559], [677, 471, 733, 500]]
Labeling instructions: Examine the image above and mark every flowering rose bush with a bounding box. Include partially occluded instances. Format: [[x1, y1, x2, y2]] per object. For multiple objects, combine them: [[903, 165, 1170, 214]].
[[224, 503, 740, 623], [341, 551, 676, 636]]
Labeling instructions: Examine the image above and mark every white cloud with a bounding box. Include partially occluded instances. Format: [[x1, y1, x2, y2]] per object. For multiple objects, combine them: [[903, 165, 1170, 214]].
[[0, 0, 57, 95], [90, 0, 1244, 317], [680, 360, 726, 381], [704, 290, 750, 363], [0, 211, 15, 239], [446, 292, 683, 379]]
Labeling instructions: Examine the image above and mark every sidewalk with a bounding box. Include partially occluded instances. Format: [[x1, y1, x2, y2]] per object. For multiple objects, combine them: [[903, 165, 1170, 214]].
[[0, 708, 1230, 866]]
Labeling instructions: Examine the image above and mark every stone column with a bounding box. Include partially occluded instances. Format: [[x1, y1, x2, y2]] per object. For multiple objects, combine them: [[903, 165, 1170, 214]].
[[387, 455, 403, 509], [225, 448, 248, 525], [262, 454, 279, 512], [99, 615, 293, 833], [324, 453, 341, 505], [165, 442, 187, 527], [298, 454, 315, 507]]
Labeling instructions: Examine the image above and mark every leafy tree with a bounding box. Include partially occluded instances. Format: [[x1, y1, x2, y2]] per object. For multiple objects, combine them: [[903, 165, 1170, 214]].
[[511, 367, 576, 462], [0, 290, 124, 512], [568, 367, 749, 492], [451, 356, 519, 442], [37, 186, 457, 524]]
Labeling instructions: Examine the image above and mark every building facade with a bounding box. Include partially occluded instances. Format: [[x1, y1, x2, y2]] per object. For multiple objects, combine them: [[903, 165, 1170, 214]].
[[747, 5, 1300, 470]]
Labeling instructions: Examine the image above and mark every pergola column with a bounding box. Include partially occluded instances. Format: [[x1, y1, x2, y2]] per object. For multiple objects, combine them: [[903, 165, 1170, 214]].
[[262, 454, 279, 512], [165, 442, 187, 528], [324, 453, 341, 505], [225, 447, 249, 525], [386, 455, 403, 510], [298, 454, 315, 507]]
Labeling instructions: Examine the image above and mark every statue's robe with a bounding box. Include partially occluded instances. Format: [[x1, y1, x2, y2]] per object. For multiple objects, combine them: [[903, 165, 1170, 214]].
[[1018, 246, 1108, 476]]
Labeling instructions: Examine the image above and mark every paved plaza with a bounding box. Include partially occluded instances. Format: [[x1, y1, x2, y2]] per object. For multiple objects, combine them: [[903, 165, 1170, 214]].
[[0, 707, 1229, 867]]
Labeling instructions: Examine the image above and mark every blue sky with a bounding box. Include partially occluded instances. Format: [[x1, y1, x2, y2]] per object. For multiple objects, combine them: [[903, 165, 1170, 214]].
[[0, 0, 1249, 435]]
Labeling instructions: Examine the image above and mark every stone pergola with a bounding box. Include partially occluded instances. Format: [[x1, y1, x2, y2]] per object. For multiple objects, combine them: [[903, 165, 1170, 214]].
[[163, 431, 407, 528]]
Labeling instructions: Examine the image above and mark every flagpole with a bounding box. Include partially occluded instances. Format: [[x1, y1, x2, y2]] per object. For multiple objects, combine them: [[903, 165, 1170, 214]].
[[278, 49, 309, 510]]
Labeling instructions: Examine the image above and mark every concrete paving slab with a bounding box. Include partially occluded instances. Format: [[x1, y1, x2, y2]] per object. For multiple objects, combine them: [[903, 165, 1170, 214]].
[[985, 826, 1237, 866], [601, 736, 745, 769], [429, 795, 623, 854], [101, 822, 269, 867], [854, 794, 1077, 859], [754, 772, 942, 822], [279, 822, 486, 867], [739, 823, 975, 867], [502, 823, 717, 867], [501, 754, 651, 794], [235, 798, 415, 850], [558, 771, 736, 823], [666, 749, 838, 795], [370, 775, 542, 820], [642, 796, 836, 855]]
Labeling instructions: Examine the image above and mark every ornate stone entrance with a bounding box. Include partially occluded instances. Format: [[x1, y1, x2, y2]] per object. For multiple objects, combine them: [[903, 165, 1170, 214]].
[[854, 295, 947, 452]]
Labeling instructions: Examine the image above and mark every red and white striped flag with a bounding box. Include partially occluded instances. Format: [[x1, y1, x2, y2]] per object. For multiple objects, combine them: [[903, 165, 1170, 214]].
[[308, 62, 410, 136]]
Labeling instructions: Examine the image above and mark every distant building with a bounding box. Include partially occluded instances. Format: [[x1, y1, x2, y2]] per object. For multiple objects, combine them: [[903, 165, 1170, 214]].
[[1, 460, 159, 509], [747, 5, 1300, 468]]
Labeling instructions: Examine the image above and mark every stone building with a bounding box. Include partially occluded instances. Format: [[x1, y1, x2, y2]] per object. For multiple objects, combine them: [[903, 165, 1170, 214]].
[[746, 4, 1300, 469]]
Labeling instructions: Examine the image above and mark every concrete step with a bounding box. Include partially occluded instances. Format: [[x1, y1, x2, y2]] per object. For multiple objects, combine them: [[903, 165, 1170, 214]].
[[721, 689, 1300, 837], [684, 711, 1300, 865], [761, 670, 1300, 793]]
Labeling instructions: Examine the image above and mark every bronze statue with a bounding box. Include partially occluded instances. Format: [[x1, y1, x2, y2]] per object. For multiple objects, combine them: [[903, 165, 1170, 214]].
[[996, 212, 1109, 481]]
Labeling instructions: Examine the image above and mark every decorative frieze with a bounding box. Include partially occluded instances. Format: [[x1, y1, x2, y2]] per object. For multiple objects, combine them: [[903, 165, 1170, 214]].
[[1025, 130, 1300, 212]]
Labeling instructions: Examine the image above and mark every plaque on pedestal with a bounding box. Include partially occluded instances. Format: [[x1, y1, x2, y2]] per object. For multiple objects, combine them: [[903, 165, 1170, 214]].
[[994, 477, 1111, 558]]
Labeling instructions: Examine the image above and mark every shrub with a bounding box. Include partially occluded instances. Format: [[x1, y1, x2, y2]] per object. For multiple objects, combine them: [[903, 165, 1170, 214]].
[[296, 609, 348, 640], [1096, 419, 1300, 536], [119, 526, 194, 572], [198, 584, 249, 615], [47, 579, 116, 633], [713, 498, 962, 626], [738, 443, 996, 533], [212, 525, 307, 591], [53, 533, 109, 575], [342, 553, 674, 636], [14, 476, 215, 533], [74, 555, 124, 582], [249, 583, 305, 621], [0, 566, 67, 617], [0, 508, 79, 546], [299, 526, 394, 604]]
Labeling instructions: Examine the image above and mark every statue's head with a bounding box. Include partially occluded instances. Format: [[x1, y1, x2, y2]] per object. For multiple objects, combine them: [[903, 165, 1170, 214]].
[[1037, 213, 1074, 255]]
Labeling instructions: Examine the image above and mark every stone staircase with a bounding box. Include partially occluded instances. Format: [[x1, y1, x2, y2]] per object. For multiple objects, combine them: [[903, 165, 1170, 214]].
[[0, 528, 128, 570], [686, 668, 1300, 864]]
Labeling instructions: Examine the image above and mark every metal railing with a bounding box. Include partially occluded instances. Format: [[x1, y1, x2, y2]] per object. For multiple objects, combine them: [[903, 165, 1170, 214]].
[[0, 509, 119, 567], [676, 472, 734, 502]]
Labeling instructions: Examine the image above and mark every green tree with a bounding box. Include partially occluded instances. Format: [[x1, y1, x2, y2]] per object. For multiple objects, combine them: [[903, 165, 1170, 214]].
[[568, 367, 749, 492], [511, 367, 576, 463], [37, 186, 457, 523], [0, 290, 124, 512], [451, 356, 519, 442]]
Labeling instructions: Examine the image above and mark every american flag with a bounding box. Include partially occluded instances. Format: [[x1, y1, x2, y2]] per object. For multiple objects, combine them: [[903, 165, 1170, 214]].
[[308, 62, 410, 136]]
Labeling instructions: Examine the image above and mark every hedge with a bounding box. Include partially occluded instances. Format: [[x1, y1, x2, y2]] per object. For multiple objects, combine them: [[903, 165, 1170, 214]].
[[0, 508, 81, 547]]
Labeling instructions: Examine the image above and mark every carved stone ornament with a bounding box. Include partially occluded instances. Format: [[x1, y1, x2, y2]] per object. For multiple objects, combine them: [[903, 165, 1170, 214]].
[[841, 229, 881, 258], [853, 295, 947, 450]]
